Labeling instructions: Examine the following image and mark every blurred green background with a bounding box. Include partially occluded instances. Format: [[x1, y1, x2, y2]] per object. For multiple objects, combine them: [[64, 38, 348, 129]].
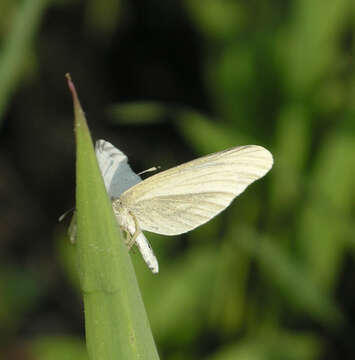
[[1, 0, 354, 359]]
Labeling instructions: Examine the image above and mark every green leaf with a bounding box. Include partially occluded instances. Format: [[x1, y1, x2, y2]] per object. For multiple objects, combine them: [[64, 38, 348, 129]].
[[139, 244, 218, 346], [66, 74, 159, 360], [236, 228, 342, 326], [208, 330, 321, 360], [108, 101, 169, 125], [279, 0, 351, 94], [0, 0, 48, 125], [32, 336, 89, 360], [176, 110, 250, 154], [271, 104, 311, 215], [298, 131, 355, 291], [184, 0, 244, 40]]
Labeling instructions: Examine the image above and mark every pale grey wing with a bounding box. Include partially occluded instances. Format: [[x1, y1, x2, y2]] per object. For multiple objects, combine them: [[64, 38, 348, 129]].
[[119, 145, 273, 235], [95, 139, 142, 198]]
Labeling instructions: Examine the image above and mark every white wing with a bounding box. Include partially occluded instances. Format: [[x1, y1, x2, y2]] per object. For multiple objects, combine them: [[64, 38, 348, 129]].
[[119, 145, 273, 236], [95, 139, 142, 197]]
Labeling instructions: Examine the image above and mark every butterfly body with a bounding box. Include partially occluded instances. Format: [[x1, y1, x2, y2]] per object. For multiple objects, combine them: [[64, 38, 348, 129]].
[[112, 200, 159, 273], [95, 140, 159, 273]]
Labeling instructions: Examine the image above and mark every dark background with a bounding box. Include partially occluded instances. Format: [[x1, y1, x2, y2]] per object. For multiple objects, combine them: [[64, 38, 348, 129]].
[[0, 0, 354, 359]]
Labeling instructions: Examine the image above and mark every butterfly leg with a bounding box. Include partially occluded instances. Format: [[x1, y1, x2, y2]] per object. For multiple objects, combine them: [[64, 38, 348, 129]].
[[125, 234, 136, 249], [119, 228, 138, 255], [119, 223, 138, 253], [121, 228, 133, 249], [125, 211, 141, 249]]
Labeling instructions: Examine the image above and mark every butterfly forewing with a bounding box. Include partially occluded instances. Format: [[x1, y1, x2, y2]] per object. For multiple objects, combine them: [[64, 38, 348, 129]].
[[95, 139, 142, 197], [119, 145, 273, 235]]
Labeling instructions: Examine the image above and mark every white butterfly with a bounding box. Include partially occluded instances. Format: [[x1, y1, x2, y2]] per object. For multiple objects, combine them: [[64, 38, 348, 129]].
[[95, 139, 273, 274]]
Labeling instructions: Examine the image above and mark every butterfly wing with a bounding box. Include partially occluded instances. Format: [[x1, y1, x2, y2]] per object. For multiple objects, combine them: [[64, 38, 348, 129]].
[[118, 145, 273, 235], [95, 139, 142, 198]]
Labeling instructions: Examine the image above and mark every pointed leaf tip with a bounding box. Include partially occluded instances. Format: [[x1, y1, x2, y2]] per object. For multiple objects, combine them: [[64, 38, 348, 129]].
[[66, 73, 79, 106], [66, 74, 86, 130]]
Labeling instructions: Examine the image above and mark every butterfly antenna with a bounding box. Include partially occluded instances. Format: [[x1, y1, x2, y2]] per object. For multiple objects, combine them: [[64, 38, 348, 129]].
[[58, 206, 75, 222], [138, 166, 160, 176]]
